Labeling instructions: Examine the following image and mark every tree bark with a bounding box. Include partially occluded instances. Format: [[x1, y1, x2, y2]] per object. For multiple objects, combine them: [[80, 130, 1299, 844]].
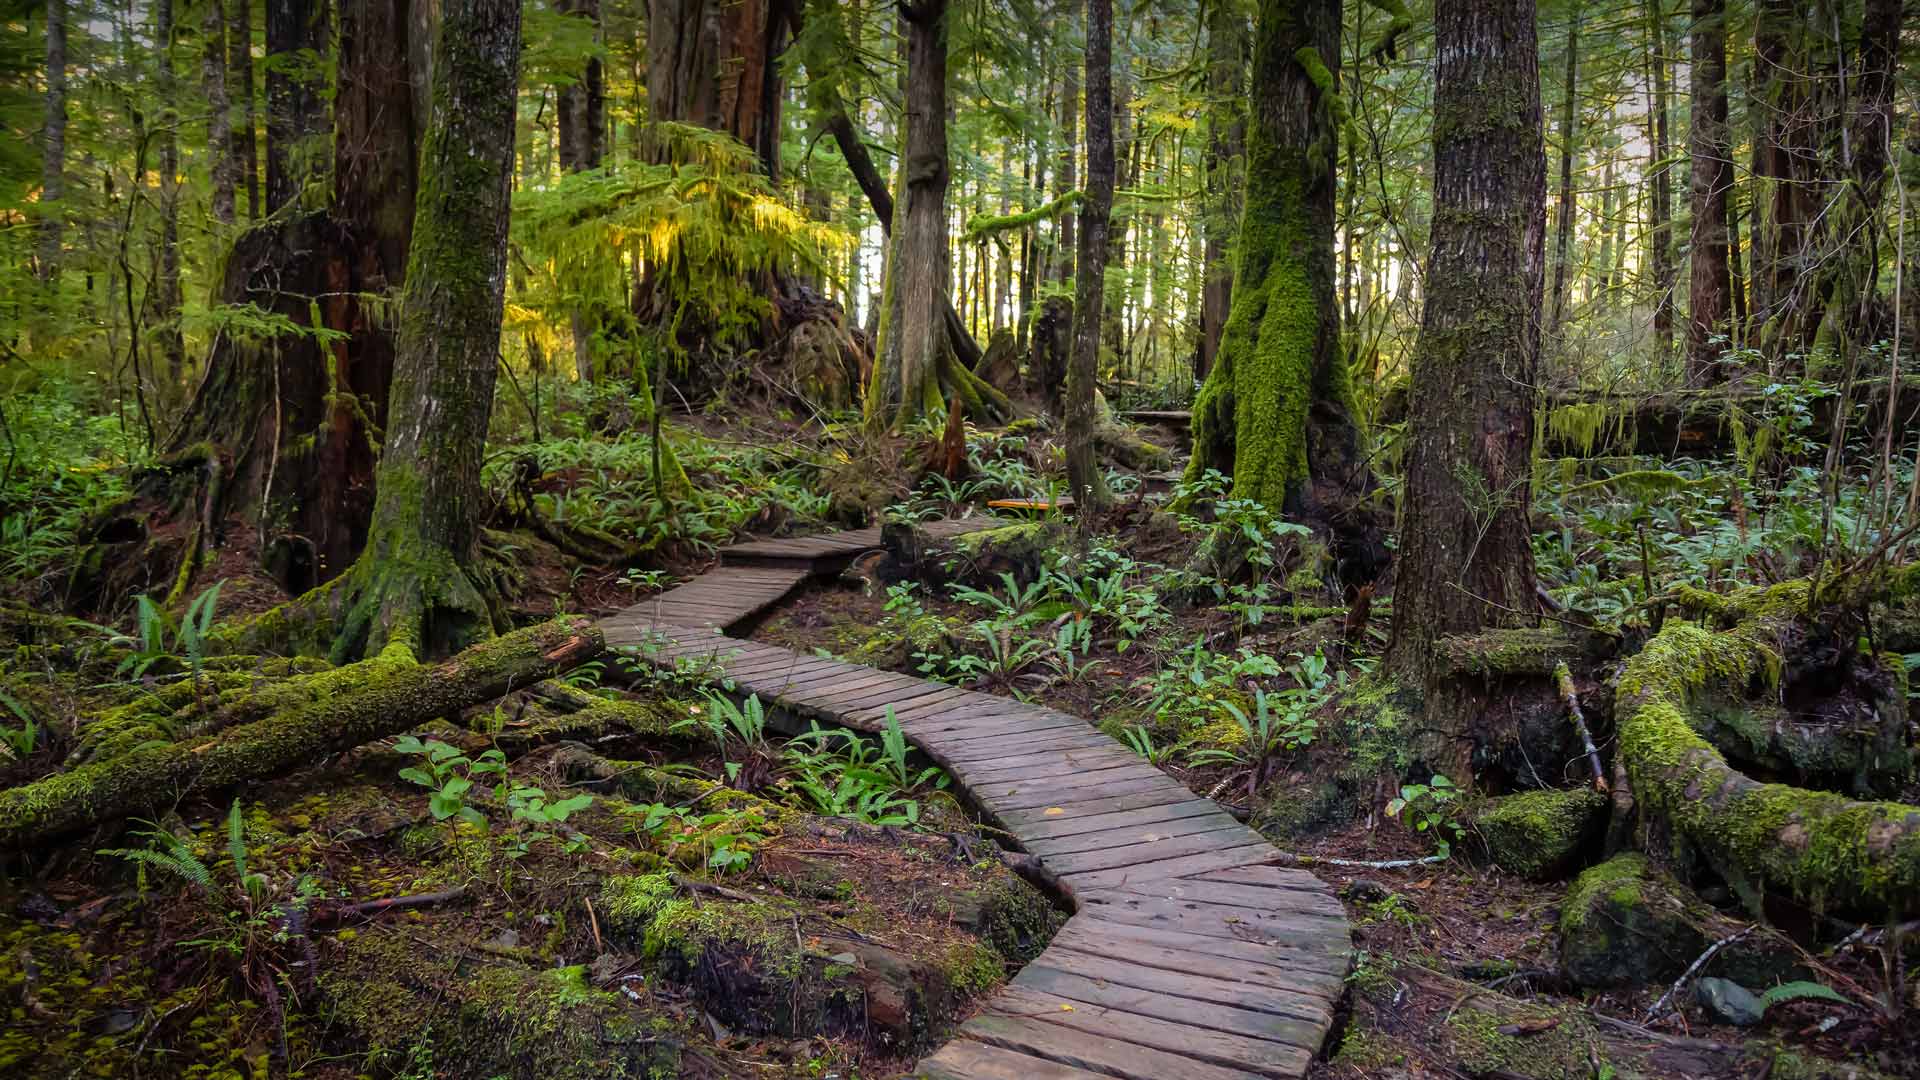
[[1646, 0, 1674, 354], [1746, 0, 1814, 358], [1052, 13, 1079, 284], [203, 0, 235, 225], [38, 0, 67, 281], [169, 0, 419, 591], [265, 0, 330, 214], [1182, 0, 1378, 574], [1547, 0, 1579, 334], [228, 0, 260, 220], [1198, 0, 1244, 382], [555, 0, 605, 172], [1384, 0, 1545, 778], [153, 0, 186, 385], [1066, 0, 1115, 512], [647, 0, 793, 176], [329, 0, 525, 661], [0, 619, 602, 850], [1684, 0, 1733, 384]]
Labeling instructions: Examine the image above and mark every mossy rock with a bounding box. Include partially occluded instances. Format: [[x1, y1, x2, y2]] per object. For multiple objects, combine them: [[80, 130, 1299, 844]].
[[824, 458, 906, 527], [940, 521, 1066, 589], [1559, 854, 1805, 990], [320, 927, 683, 1079], [1467, 788, 1607, 882]]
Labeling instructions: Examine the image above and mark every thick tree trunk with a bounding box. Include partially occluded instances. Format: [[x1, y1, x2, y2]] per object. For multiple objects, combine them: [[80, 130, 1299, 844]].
[[169, 0, 418, 591], [1198, 0, 1244, 380], [1384, 0, 1545, 778], [228, 0, 260, 219], [265, 0, 330, 214], [38, 0, 67, 281], [1182, 0, 1378, 576], [329, 0, 524, 661], [0, 619, 601, 850], [1065, 0, 1115, 512], [647, 0, 793, 176], [1547, 0, 1578, 334], [1685, 0, 1732, 384], [202, 0, 235, 225]]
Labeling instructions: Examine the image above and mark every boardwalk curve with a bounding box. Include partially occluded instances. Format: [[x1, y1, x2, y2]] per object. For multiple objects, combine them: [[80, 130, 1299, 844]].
[[601, 522, 1351, 1080]]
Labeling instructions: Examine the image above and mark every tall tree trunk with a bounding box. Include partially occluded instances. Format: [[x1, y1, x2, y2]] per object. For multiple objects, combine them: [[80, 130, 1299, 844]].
[[330, 0, 524, 662], [1646, 0, 1673, 354], [1547, 0, 1579, 333], [1685, 0, 1733, 383], [1746, 0, 1813, 359], [1052, 16, 1079, 283], [154, 0, 185, 385], [873, 0, 955, 426], [1182, 0, 1380, 579], [647, 0, 792, 176], [203, 0, 235, 225], [265, 0, 330, 214], [1100, 33, 1131, 372], [228, 0, 260, 219], [169, 0, 418, 590], [38, 0, 67, 282], [556, 0, 605, 382], [1066, 0, 1114, 512], [1384, 0, 1545, 779]]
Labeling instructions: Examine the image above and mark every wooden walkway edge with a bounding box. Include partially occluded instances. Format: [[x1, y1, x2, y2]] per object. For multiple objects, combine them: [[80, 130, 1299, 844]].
[[600, 521, 1351, 1080]]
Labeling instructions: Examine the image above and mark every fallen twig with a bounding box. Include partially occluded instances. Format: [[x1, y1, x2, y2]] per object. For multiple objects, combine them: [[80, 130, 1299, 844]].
[[311, 886, 469, 926], [1555, 661, 1608, 791], [1645, 926, 1752, 1024]]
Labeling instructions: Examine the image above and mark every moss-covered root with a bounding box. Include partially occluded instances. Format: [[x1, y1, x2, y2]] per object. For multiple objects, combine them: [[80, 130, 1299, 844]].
[[1617, 603, 1920, 914], [0, 617, 603, 849]]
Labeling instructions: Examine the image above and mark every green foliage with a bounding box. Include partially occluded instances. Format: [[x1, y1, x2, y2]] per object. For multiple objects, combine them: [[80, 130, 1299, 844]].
[[103, 581, 224, 681], [0, 690, 37, 761], [1759, 981, 1853, 1011], [1386, 775, 1465, 858], [393, 735, 507, 826]]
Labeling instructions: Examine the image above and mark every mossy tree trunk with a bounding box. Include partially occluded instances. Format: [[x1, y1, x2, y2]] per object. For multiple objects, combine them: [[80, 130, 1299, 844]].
[[1182, 0, 1377, 560], [1684, 0, 1732, 385], [1065, 0, 1115, 512], [265, 0, 330, 215], [326, 0, 524, 662], [168, 0, 418, 592], [1383, 0, 1545, 780], [647, 0, 792, 177]]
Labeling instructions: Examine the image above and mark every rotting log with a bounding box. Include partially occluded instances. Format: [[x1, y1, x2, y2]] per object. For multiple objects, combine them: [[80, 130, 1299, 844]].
[[0, 617, 603, 849], [1617, 579, 1920, 915]]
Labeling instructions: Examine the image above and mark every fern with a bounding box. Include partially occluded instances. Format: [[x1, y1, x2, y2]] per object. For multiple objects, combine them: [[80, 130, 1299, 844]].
[[1760, 981, 1853, 1010], [100, 823, 213, 893]]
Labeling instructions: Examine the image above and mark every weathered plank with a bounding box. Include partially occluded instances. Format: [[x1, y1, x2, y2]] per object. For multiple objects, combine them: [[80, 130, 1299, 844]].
[[984, 985, 1315, 1075], [959, 1013, 1259, 1080], [917, 1039, 1116, 1080]]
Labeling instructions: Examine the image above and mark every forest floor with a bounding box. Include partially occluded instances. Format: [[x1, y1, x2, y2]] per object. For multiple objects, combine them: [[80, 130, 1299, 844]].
[[4, 400, 1916, 1079]]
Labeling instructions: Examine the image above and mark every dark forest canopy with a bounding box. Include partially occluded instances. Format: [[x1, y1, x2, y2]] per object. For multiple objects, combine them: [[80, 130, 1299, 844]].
[[2, 0, 1920, 1078]]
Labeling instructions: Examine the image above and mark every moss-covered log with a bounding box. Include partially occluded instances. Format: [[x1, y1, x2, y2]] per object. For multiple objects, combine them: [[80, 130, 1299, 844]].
[[0, 618, 602, 849], [1616, 580, 1920, 914]]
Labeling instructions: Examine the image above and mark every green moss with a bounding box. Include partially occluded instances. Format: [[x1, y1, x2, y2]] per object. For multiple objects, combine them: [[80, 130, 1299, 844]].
[[1446, 1003, 1607, 1078], [600, 872, 676, 928], [1471, 787, 1606, 881], [962, 191, 1084, 241]]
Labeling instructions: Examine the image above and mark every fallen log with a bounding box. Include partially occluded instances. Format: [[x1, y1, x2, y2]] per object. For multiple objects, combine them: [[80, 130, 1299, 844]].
[[0, 617, 603, 849], [1616, 579, 1920, 915]]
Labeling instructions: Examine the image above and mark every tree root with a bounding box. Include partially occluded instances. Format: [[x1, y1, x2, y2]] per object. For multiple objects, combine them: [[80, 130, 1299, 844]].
[[1618, 578, 1920, 915], [0, 617, 603, 848]]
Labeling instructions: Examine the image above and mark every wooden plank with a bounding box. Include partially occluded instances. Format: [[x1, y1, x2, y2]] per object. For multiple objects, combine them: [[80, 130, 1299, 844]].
[[955, 746, 1146, 783], [742, 662, 870, 695], [845, 687, 974, 723], [934, 730, 1112, 763], [1021, 941, 1336, 1014], [907, 708, 1084, 740], [917, 1039, 1117, 1080], [994, 788, 1199, 828], [787, 668, 916, 703], [982, 772, 1187, 812], [1007, 799, 1225, 842], [1009, 964, 1329, 1043], [1040, 826, 1268, 876], [1059, 845, 1279, 893], [1189, 864, 1330, 893], [829, 682, 959, 721], [1070, 883, 1353, 943], [1022, 813, 1249, 858], [972, 762, 1169, 806], [1060, 917, 1351, 982], [959, 1013, 1257, 1080], [985, 985, 1314, 1075], [1100, 878, 1348, 920]]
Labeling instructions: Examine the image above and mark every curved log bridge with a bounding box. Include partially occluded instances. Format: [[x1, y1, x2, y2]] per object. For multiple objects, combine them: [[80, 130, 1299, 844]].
[[1616, 579, 1920, 916]]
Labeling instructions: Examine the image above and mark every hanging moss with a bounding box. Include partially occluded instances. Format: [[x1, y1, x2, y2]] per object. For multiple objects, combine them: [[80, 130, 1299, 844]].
[[962, 191, 1084, 242]]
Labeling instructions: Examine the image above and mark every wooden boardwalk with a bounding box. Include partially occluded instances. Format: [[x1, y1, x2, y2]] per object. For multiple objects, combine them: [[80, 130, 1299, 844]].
[[601, 522, 1350, 1079]]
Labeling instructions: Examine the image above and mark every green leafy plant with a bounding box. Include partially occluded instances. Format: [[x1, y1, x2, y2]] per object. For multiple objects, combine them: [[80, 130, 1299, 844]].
[[1121, 724, 1175, 765], [393, 735, 508, 826], [1386, 774, 1465, 857], [0, 690, 38, 762]]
